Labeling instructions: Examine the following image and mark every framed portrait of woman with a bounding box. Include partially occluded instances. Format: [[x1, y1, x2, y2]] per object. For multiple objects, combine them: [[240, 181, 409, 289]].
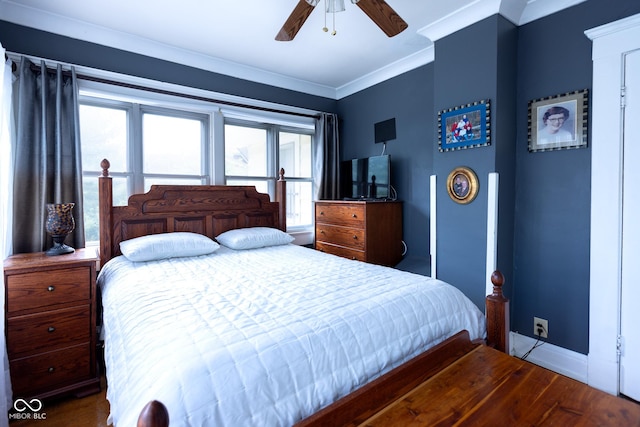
[[528, 89, 588, 152]]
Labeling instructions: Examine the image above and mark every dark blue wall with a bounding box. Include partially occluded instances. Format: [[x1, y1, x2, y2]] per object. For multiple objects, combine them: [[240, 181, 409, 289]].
[[338, 0, 640, 355], [339, 16, 518, 311], [432, 16, 517, 311], [337, 66, 434, 276], [513, 0, 640, 353]]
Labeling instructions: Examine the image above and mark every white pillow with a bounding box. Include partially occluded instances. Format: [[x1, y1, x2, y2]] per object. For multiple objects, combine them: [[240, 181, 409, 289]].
[[216, 227, 294, 250], [119, 232, 220, 262]]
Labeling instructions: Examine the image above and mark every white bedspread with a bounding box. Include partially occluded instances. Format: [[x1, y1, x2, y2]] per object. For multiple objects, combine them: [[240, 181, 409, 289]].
[[98, 244, 485, 427]]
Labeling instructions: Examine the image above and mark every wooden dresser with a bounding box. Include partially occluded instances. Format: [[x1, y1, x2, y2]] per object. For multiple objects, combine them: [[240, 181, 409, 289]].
[[4, 248, 101, 399], [315, 200, 402, 266]]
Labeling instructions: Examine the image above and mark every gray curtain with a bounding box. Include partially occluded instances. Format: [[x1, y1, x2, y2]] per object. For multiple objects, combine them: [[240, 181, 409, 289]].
[[12, 58, 84, 254], [315, 112, 341, 200]]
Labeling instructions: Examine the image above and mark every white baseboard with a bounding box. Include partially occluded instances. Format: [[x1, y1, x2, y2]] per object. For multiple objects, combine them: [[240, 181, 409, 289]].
[[509, 332, 588, 383]]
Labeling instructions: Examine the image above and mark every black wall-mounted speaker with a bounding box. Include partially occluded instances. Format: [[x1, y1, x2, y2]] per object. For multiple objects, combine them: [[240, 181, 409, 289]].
[[374, 118, 396, 144]]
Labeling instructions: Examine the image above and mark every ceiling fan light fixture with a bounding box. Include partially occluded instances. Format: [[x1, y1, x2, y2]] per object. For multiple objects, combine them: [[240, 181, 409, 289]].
[[325, 0, 345, 13], [277, 0, 408, 41]]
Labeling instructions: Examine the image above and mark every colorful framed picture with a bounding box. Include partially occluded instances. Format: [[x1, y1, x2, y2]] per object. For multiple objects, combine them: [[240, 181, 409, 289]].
[[446, 166, 479, 204], [438, 99, 491, 152], [528, 89, 588, 152]]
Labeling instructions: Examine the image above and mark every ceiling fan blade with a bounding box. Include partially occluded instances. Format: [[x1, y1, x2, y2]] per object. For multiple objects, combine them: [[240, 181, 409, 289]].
[[276, 0, 317, 41], [355, 0, 408, 37]]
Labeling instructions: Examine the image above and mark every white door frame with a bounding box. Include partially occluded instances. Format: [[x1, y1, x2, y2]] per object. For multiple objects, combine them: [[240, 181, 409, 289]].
[[586, 13, 640, 395]]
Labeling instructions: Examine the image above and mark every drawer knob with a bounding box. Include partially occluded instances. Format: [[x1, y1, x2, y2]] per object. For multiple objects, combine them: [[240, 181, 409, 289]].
[[320, 211, 324, 215], [47, 285, 55, 292], [48, 367, 55, 373], [48, 326, 56, 333], [352, 214, 357, 218], [353, 235, 358, 240], [320, 230, 325, 234]]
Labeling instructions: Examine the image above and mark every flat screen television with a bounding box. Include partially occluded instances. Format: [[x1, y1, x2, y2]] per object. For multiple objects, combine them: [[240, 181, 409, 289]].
[[341, 155, 391, 200]]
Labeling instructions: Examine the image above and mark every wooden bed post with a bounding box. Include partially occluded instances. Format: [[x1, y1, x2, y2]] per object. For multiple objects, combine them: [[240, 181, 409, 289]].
[[99, 159, 113, 269], [276, 168, 287, 232], [137, 400, 169, 427], [486, 270, 509, 353]]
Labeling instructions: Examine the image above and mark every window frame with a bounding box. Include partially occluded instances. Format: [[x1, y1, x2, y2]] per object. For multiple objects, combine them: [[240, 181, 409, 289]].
[[78, 85, 317, 245], [80, 97, 211, 194], [223, 118, 315, 232]]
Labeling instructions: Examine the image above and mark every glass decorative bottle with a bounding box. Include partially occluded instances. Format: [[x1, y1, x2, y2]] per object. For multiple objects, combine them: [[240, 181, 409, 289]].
[[45, 203, 76, 256]]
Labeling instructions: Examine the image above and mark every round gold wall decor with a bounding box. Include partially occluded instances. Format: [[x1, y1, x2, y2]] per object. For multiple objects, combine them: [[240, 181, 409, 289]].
[[446, 166, 479, 204]]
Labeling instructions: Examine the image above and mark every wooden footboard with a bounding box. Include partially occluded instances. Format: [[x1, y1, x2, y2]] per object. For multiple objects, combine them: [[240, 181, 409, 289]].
[[135, 329, 505, 427], [294, 330, 477, 427]]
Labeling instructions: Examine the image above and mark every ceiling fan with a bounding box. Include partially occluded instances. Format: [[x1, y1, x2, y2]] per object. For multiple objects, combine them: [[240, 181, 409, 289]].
[[276, 0, 408, 41]]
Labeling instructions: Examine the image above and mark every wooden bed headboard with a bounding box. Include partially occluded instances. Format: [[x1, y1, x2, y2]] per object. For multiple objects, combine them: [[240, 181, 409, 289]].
[[98, 159, 287, 268]]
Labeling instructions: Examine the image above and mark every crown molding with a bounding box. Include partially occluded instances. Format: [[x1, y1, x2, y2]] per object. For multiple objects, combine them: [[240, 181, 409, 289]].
[[336, 45, 435, 99], [518, 0, 587, 26], [416, 0, 587, 42], [417, 0, 499, 42]]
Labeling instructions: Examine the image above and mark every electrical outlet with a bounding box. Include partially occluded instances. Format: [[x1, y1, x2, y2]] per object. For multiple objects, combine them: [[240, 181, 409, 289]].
[[533, 317, 548, 338]]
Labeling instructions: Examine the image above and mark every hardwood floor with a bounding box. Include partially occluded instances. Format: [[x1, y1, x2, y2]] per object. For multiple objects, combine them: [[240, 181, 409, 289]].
[[7, 372, 640, 426], [9, 378, 110, 427]]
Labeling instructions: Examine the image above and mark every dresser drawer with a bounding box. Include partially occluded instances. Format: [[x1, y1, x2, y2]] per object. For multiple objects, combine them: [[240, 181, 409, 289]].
[[316, 224, 365, 250], [6, 267, 90, 314], [10, 343, 91, 396], [316, 204, 365, 227], [7, 305, 90, 358], [315, 242, 365, 261]]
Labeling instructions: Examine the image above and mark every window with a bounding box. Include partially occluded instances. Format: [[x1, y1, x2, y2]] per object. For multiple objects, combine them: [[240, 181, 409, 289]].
[[80, 99, 209, 243], [224, 121, 314, 229], [79, 87, 316, 244], [279, 131, 313, 228], [79, 102, 129, 244]]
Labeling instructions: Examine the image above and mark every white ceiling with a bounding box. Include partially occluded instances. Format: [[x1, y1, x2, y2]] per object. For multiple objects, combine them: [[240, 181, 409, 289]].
[[0, 0, 585, 99]]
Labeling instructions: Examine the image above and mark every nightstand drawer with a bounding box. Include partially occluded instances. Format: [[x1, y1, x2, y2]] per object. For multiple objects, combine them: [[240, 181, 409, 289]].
[[10, 343, 91, 396], [316, 224, 365, 250], [316, 204, 365, 227], [315, 242, 365, 261], [6, 267, 90, 313], [7, 305, 90, 358]]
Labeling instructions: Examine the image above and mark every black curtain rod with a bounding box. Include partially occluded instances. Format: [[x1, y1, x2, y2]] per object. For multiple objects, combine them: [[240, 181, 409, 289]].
[[25, 61, 321, 119], [80, 73, 321, 119]]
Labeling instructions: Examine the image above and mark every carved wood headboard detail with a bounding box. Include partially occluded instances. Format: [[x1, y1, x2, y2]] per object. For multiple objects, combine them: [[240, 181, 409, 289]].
[[98, 159, 287, 267]]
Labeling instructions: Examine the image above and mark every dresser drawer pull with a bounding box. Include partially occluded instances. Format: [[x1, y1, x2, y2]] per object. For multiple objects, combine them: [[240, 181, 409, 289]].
[[319, 211, 324, 215], [353, 235, 358, 240], [47, 326, 56, 333], [47, 285, 55, 292], [352, 214, 357, 218], [48, 367, 55, 373], [320, 230, 325, 234]]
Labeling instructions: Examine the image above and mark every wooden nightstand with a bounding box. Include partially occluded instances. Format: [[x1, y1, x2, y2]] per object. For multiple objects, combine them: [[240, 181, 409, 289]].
[[4, 248, 101, 399]]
